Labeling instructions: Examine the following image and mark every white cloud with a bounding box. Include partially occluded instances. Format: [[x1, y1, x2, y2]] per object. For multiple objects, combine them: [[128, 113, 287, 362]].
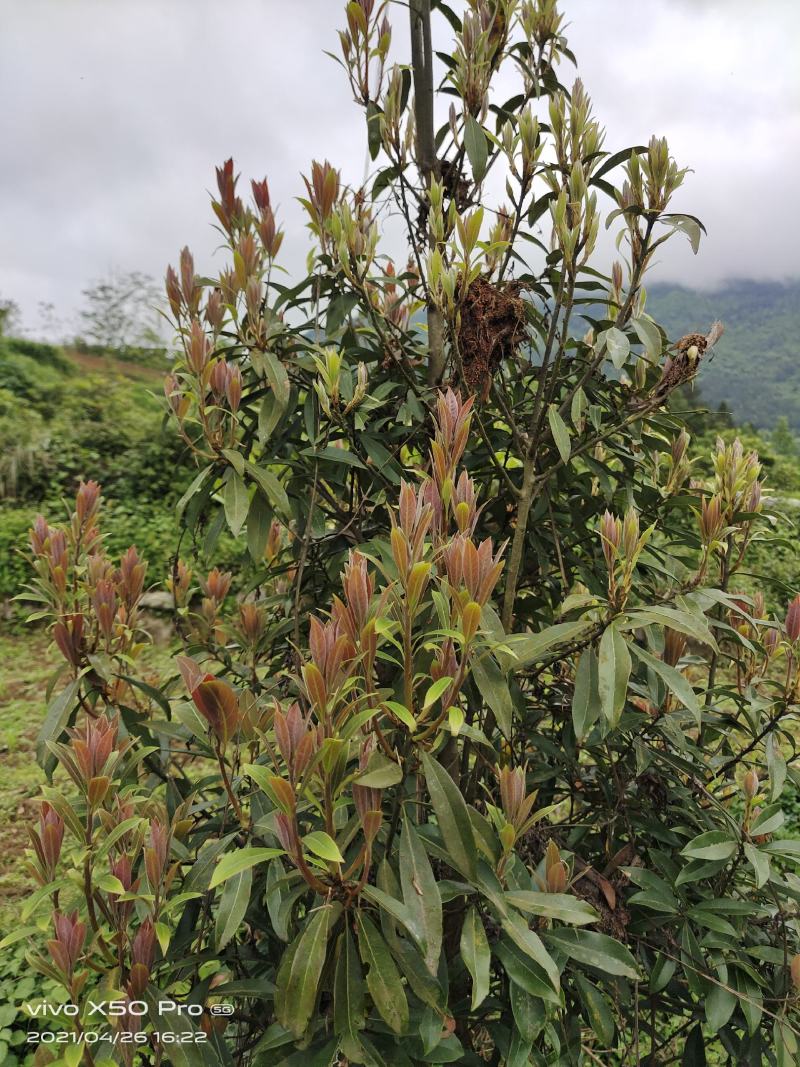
[[0, 0, 796, 335]]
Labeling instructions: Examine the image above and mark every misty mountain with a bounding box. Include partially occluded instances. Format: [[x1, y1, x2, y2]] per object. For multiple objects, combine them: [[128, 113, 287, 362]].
[[645, 279, 800, 432]]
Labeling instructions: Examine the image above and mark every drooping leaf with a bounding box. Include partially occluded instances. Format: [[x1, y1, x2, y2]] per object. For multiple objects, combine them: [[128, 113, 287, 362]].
[[623, 607, 718, 652], [505, 892, 599, 925], [629, 642, 700, 723], [278, 903, 342, 1037], [460, 905, 491, 1010], [603, 327, 630, 369], [421, 751, 477, 880], [542, 928, 638, 979], [215, 866, 252, 951], [400, 815, 442, 974], [356, 912, 409, 1034], [572, 648, 599, 742], [510, 981, 546, 1044], [631, 315, 662, 361], [547, 403, 571, 464], [575, 975, 615, 1046], [598, 624, 631, 727], [472, 654, 513, 738], [333, 926, 365, 1048], [507, 622, 592, 670], [246, 461, 290, 517], [705, 974, 736, 1034], [36, 673, 86, 769], [464, 114, 488, 183], [260, 349, 290, 409], [223, 468, 249, 537]]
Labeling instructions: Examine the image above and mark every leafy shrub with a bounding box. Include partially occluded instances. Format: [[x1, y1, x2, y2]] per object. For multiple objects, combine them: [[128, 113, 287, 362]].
[[14, 1, 800, 1063]]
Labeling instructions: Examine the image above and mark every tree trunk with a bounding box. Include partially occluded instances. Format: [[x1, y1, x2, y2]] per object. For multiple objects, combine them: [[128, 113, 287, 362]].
[[409, 0, 446, 385]]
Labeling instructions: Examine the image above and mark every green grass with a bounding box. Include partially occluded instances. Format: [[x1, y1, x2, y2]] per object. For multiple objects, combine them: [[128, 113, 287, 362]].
[[0, 632, 56, 917], [0, 630, 178, 931]]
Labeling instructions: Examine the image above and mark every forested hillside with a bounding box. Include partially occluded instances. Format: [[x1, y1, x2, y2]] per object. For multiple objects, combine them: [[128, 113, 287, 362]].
[[647, 279, 800, 431]]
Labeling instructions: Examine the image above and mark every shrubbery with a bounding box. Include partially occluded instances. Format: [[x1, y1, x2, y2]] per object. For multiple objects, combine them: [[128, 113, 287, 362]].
[[11, 1, 800, 1063]]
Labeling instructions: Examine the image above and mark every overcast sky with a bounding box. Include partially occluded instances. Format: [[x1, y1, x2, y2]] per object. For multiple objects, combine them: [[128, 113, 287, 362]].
[[1, 0, 798, 338]]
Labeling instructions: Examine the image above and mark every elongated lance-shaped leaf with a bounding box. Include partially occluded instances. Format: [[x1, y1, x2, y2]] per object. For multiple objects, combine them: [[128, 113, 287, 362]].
[[400, 814, 442, 975], [598, 624, 631, 727], [333, 925, 365, 1048], [421, 751, 477, 880], [461, 905, 491, 1010], [215, 866, 252, 951], [356, 912, 409, 1034], [543, 927, 638, 979], [277, 902, 342, 1037]]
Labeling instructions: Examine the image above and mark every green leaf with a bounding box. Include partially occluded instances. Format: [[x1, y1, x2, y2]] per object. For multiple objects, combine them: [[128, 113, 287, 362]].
[[258, 392, 282, 443], [246, 461, 290, 516], [215, 865, 252, 951], [705, 976, 736, 1034], [421, 751, 477, 880], [223, 468, 249, 537], [598, 624, 631, 728], [209, 847, 283, 889], [750, 802, 784, 837], [623, 607, 718, 652], [494, 938, 560, 1005], [142, 988, 219, 1067], [278, 903, 342, 1037], [356, 912, 409, 1034], [354, 751, 403, 788], [575, 975, 615, 1046], [366, 100, 382, 161], [744, 842, 770, 888], [175, 464, 211, 518], [681, 830, 738, 861], [542, 928, 638, 979], [464, 114, 488, 183], [460, 906, 490, 1010], [400, 815, 442, 975], [300, 444, 366, 469], [572, 648, 600, 742], [547, 403, 571, 464], [0, 925, 43, 950], [392, 936, 445, 1012], [603, 327, 630, 369], [505, 892, 599, 925], [384, 700, 416, 731], [36, 674, 85, 768], [510, 981, 545, 1044], [649, 954, 676, 994], [472, 655, 513, 737], [303, 830, 345, 864], [663, 212, 704, 254], [631, 315, 662, 361], [423, 676, 452, 711], [501, 914, 561, 994], [682, 1024, 707, 1066], [766, 732, 787, 802], [333, 926, 365, 1047], [775, 1012, 799, 1067], [260, 349, 290, 409], [629, 642, 700, 723], [507, 622, 592, 669], [246, 489, 272, 561]]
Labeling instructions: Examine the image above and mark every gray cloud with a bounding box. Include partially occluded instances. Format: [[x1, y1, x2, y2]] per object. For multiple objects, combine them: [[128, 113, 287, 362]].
[[1, 0, 797, 336]]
